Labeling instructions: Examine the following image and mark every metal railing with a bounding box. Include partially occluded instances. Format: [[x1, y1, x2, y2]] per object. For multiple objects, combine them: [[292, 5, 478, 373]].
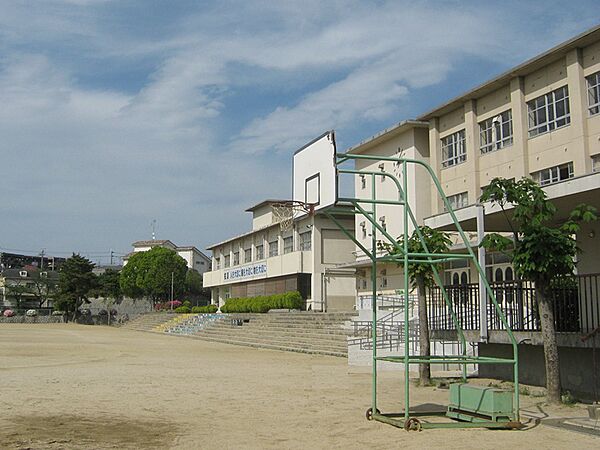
[[429, 273, 600, 333]]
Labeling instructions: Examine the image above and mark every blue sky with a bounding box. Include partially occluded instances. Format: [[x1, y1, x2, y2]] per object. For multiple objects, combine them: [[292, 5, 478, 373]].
[[0, 0, 598, 264]]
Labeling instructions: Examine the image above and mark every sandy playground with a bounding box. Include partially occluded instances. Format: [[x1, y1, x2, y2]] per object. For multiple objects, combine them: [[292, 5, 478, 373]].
[[0, 324, 598, 449]]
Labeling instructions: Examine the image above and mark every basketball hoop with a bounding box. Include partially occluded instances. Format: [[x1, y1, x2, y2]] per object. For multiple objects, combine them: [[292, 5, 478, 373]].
[[271, 201, 314, 231]]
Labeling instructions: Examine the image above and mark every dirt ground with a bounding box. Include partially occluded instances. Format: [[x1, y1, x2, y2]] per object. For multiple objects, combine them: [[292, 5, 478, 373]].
[[0, 324, 597, 449]]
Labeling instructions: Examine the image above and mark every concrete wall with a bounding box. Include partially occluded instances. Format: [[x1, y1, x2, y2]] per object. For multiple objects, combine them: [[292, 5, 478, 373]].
[[478, 343, 600, 402]]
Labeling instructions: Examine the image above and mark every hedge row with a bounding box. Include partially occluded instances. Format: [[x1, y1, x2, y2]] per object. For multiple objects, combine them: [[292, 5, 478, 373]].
[[173, 305, 219, 314], [221, 291, 304, 313]]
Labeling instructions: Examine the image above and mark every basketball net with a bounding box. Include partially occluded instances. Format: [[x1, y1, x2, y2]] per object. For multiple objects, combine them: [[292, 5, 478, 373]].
[[272, 202, 314, 231]]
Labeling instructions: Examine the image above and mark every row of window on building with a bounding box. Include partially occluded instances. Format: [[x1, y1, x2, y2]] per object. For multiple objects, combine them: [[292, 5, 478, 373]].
[[214, 231, 312, 270], [441, 71, 600, 168]]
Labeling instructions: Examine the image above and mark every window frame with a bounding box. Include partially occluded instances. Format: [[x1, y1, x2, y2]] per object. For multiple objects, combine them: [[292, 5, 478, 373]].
[[527, 85, 571, 137], [255, 244, 264, 260], [531, 162, 574, 186], [268, 239, 279, 257], [244, 248, 252, 263], [444, 191, 469, 212], [233, 251, 239, 266], [299, 231, 312, 251], [441, 129, 467, 168], [587, 71, 600, 116], [283, 236, 293, 254], [479, 110, 513, 154]]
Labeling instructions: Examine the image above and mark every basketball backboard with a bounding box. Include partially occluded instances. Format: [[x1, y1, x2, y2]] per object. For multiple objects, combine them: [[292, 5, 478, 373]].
[[292, 131, 338, 213]]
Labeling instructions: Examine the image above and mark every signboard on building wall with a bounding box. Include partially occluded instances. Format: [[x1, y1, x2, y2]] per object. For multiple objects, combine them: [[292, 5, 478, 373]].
[[223, 263, 267, 282]]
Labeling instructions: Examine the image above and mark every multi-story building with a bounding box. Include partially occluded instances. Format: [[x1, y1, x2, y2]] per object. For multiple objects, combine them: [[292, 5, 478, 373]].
[[203, 200, 356, 311], [421, 24, 600, 283], [346, 24, 600, 398], [124, 240, 211, 275]]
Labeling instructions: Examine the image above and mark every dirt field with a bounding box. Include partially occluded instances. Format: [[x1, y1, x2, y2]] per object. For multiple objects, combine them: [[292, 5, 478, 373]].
[[0, 324, 597, 449]]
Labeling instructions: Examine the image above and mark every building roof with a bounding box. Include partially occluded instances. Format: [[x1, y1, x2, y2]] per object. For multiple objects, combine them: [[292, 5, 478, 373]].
[[245, 199, 291, 212], [346, 120, 428, 154], [418, 23, 600, 120], [132, 240, 175, 247], [1, 267, 59, 279]]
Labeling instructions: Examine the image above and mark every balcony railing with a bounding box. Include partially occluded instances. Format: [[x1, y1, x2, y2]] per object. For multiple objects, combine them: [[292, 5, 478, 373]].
[[428, 273, 600, 333]]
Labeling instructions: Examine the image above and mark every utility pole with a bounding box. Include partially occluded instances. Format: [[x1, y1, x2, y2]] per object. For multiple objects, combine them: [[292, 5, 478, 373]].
[[110, 249, 114, 266], [170, 272, 174, 310], [40, 249, 45, 270]]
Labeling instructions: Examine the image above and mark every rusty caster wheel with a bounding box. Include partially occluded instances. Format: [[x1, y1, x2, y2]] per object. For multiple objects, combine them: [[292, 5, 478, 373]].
[[404, 417, 422, 432], [365, 408, 381, 421]]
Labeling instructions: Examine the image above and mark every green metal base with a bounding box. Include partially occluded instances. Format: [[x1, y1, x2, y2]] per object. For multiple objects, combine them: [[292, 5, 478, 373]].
[[372, 411, 522, 431]]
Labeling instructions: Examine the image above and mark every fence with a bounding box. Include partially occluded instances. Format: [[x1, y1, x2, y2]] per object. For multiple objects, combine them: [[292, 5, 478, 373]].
[[429, 273, 600, 333]]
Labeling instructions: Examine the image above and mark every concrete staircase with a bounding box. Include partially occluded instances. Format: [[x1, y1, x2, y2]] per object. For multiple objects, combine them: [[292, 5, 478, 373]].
[[119, 313, 178, 332], [193, 312, 356, 358]]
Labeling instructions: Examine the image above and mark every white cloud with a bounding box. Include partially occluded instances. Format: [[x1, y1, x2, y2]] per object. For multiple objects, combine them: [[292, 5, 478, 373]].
[[0, 0, 598, 255]]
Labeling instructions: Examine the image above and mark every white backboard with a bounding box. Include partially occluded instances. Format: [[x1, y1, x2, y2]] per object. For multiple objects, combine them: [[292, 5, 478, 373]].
[[292, 131, 338, 212]]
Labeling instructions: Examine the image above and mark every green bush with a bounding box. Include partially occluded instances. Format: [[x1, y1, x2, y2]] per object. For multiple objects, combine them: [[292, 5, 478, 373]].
[[191, 305, 218, 314], [183, 300, 192, 308], [174, 306, 191, 313], [221, 291, 304, 313]]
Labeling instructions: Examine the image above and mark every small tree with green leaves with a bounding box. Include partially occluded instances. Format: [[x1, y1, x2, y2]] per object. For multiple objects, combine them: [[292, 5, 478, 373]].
[[480, 177, 597, 403], [120, 247, 188, 305], [54, 254, 97, 320], [381, 226, 452, 385]]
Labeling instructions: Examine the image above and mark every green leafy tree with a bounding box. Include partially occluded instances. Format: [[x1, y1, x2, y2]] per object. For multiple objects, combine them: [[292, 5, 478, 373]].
[[120, 247, 188, 304], [380, 226, 452, 385], [6, 282, 30, 310], [480, 177, 597, 403], [54, 254, 97, 319], [184, 269, 210, 304], [93, 269, 122, 301], [28, 270, 58, 308]]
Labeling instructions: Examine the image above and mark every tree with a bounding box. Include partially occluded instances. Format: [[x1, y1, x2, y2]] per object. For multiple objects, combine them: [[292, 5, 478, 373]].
[[93, 269, 122, 301], [54, 254, 97, 320], [6, 282, 30, 310], [28, 270, 58, 308], [480, 177, 597, 403], [380, 226, 452, 385], [183, 269, 210, 304], [120, 247, 188, 304]]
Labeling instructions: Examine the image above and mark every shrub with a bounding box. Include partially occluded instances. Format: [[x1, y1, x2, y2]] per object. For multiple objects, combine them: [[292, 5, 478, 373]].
[[183, 300, 192, 308], [221, 291, 304, 313], [174, 306, 191, 313], [191, 305, 218, 314], [52, 310, 66, 316], [26, 309, 38, 317]]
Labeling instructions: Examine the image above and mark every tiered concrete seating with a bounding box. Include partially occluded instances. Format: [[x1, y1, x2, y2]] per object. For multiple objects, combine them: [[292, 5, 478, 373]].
[[193, 312, 356, 357]]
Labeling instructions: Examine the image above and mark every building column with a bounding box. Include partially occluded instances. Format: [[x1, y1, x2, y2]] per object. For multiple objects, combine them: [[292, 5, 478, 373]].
[[566, 48, 591, 174], [428, 118, 441, 215], [464, 99, 480, 201], [510, 76, 530, 178]]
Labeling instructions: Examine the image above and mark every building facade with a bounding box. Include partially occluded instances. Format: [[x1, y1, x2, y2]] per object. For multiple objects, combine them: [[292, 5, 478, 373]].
[[203, 200, 356, 311]]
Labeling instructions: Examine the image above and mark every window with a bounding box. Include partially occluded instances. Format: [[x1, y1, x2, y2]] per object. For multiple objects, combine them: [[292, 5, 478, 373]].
[[379, 216, 386, 232], [480, 110, 513, 154], [588, 71, 600, 115], [444, 192, 469, 211], [255, 244, 264, 260], [441, 130, 466, 168], [360, 279, 367, 290], [224, 254, 230, 268], [233, 252, 239, 266], [360, 174, 366, 190], [269, 240, 278, 257], [244, 248, 252, 263], [360, 221, 367, 239], [592, 154, 600, 173], [527, 86, 570, 137], [532, 162, 574, 186], [299, 231, 312, 251], [283, 236, 293, 254], [380, 269, 388, 288], [215, 257, 221, 270]]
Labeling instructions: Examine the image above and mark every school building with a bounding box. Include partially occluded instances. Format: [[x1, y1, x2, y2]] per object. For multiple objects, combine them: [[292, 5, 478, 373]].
[[203, 200, 356, 312]]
